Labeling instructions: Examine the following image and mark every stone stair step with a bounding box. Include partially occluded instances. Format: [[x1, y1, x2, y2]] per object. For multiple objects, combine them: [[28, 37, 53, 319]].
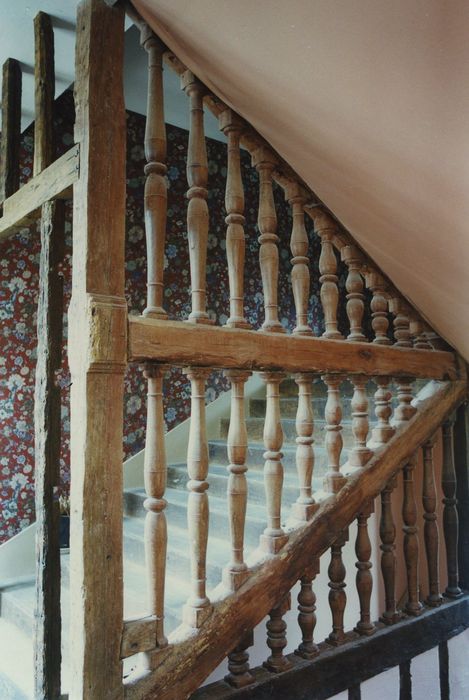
[[219, 416, 356, 444], [249, 396, 356, 420]]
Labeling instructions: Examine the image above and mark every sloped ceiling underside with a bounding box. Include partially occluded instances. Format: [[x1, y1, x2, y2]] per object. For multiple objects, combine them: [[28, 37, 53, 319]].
[[133, 0, 469, 361]]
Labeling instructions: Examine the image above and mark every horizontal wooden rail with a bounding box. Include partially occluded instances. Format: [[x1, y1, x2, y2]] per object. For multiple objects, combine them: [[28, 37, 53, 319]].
[[0, 144, 79, 240], [128, 316, 459, 380], [123, 379, 467, 699], [192, 595, 469, 700]]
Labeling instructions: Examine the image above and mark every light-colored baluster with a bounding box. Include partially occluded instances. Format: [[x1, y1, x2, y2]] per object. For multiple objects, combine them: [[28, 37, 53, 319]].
[[380, 475, 400, 624], [313, 213, 343, 339], [183, 367, 212, 627], [348, 375, 372, 468], [322, 374, 346, 493], [219, 109, 250, 329], [442, 417, 462, 598], [327, 530, 348, 646], [365, 270, 391, 345], [223, 370, 251, 591], [252, 146, 285, 333], [225, 631, 254, 689], [402, 453, 422, 615], [287, 183, 313, 336], [141, 27, 168, 320], [409, 313, 433, 350], [182, 71, 213, 325], [143, 363, 168, 650], [295, 558, 320, 659], [370, 377, 395, 445], [393, 378, 416, 428], [422, 436, 442, 606], [292, 372, 318, 521], [389, 297, 412, 347], [342, 245, 366, 342], [264, 594, 292, 673], [259, 372, 288, 553], [355, 502, 375, 635]]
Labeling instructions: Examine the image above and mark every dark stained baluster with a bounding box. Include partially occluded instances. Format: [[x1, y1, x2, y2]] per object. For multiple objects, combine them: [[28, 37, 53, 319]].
[[442, 417, 462, 598], [0, 58, 22, 205], [295, 558, 320, 659], [355, 502, 375, 635], [402, 454, 422, 615], [264, 594, 292, 673], [422, 436, 442, 606], [225, 631, 255, 689], [380, 475, 400, 624], [327, 530, 348, 646]]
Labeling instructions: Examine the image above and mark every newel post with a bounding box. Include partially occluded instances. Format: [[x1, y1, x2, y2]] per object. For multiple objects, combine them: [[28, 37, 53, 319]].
[[68, 1, 126, 697]]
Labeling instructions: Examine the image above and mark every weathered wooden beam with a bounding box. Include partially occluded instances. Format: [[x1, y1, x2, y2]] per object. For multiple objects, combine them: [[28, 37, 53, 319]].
[[0, 144, 79, 240], [124, 380, 467, 698], [128, 316, 459, 380], [34, 12, 55, 175], [0, 58, 22, 205], [121, 616, 158, 659], [68, 0, 126, 698], [34, 199, 65, 700]]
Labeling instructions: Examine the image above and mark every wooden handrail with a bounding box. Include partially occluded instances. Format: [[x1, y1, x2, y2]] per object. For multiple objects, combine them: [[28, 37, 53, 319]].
[[123, 379, 467, 698]]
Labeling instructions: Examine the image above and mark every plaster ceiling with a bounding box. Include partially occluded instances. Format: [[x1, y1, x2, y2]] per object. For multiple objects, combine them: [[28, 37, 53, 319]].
[[133, 0, 469, 361]]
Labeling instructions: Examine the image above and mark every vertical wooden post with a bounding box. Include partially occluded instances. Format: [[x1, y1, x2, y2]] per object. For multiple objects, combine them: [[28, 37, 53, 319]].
[[0, 58, 22, 205], [219, 109, 250, 329], [141, 26, 168, 320], [286, 183, 313, 336], [292, 372, 318, 521], [309, 211, 343, 340], [454, 401, 469, 590], [68, 1, 127, 697], [322, 374, 346, 493], [354, 502, 375, 635], [33, 11, 64, 699], [389, 297, 412, 347], [370, 377, 395, 446], [402, 453, 422, 615], [442, 416, 462, 598], [379, 475, 400, 624], [422, 436, 442, 606], [225, 631, 254, 689], [365, 270, 391, 345], [295, 557, 320, 659], [327, 530, 348, 646], [393, 379, 416, 427], [348, 375, 372, 468], [263, 594, 292, 673], [342, 245, 366, 342]]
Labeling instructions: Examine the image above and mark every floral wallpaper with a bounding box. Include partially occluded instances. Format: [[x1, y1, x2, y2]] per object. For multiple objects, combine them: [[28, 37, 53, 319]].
[[0, 89, 358, 543]]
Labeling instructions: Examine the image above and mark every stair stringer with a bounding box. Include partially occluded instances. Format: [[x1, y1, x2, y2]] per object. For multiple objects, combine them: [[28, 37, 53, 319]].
[[124, 379, 467, 700]]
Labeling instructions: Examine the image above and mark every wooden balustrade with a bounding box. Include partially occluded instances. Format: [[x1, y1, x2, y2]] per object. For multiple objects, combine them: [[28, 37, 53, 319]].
[[389, 297, 412, 348], [348, 375, 372, 469], [292, 372, 318, 521], [219, 109, 250, 329], [371, 377, 395, 445], [409, 313, 432, 350], [0, 58, 22, 205], [252, 147, 285, 333], [355, 502, 375, 635], [286, 183, 313, 336], [309, 211, 343, 339], [393, 379, 416, 427], [365, 270, 391, 345], [182, 71, 213, 325], [402, 453, 422, 616], [342, 245, 366, 342], [441, 417, 462, 598], [142, 363, 168, 652], [260, 372, 288, 553], [322, 374, 346, 493], [264, 594, 292, 673], [183, 367, 212, 627], [141, 27, 168, 320], [225, 631, 254, 689], [327, 530, 348, 645], [422, 436, 442, 606], [223, 370, 251, 590], [295, 558, 320, 659], [380, 475, 400, 624]]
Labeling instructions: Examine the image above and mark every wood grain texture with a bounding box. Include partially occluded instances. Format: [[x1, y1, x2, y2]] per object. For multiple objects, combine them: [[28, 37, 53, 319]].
[[124, 380, 466, 699], [34, 12, 55, 175], [68, 1, 126, 697], [0, 58, 21, 204], [128, 316, 459, 380], [0, 145, 79, 240]]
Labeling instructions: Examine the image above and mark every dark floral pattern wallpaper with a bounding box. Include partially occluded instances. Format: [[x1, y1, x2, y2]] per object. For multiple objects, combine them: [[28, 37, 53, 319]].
[[0, 89, 356, 543]]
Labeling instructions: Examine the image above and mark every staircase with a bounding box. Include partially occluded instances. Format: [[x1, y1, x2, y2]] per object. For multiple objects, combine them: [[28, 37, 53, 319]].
[[0, 378, 360, 697]]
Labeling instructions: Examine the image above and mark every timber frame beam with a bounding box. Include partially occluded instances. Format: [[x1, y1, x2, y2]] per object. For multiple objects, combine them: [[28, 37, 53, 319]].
[[128, 316, 460, 380]]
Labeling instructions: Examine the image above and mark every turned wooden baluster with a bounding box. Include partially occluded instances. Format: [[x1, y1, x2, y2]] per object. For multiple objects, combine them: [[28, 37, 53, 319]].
[[365, 270, 391, 345], [223, 370, 251, 590], [402, 453, 422, 615], [370, 377, 395, 445], [355, 502, 375, 635], [141, 27, 168, 319], [143, 363, 168, 648], [322, 374, 346, 493], [253, 147, 285, 333], [380, 475, 400, 624], [422, 436, 442, 606], [183, 367, 212, 627], [342, 245, 366, 341], [442, 417, 462, 598], [327, 530, 348, 645], [313, 212, 343, 339], [295, 557, 320, 659], [389, 297, 412, 347], [409, 313, 432, 350], [225, 631, 254, 689], [292, 373, 318, 521], [393, 379, 416, 428], [219, 109, 250, 329], [260, 372, 288, 553], [182, 71, 213, 324], [348, 375, 372, 469], [264, 594, 292, 673], [287, 183, 313, 336]]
